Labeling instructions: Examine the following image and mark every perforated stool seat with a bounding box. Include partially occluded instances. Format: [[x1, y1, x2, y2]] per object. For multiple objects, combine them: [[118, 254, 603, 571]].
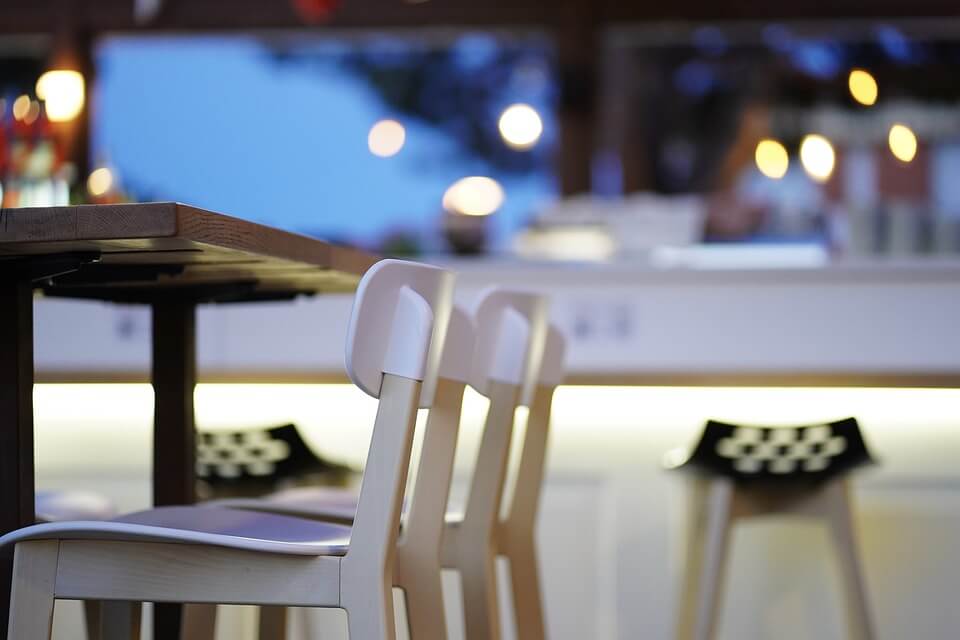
[[668, 418, 878, 640], [669, 417, 875, 482]]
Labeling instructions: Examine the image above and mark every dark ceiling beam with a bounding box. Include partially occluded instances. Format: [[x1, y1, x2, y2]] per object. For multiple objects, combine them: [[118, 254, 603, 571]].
[[4, 0, 960, 35]]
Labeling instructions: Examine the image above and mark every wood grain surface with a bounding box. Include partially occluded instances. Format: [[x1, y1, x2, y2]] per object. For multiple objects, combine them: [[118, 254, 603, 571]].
[[0, 203, 378, 298]]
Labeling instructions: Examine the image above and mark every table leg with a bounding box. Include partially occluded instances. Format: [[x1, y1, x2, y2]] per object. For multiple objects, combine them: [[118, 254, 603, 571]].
[[151, 299, 198, 639], [0, 279, 36, 639]]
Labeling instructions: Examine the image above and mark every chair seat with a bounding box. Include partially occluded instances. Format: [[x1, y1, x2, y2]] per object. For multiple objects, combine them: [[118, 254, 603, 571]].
[[215, 486, 467, 528], [35, 490, 115, 522], [0, 506, 351, 556]]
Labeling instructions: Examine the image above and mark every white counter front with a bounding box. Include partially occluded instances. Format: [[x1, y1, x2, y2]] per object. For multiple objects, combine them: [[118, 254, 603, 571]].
[[35, 258, 960, 385]]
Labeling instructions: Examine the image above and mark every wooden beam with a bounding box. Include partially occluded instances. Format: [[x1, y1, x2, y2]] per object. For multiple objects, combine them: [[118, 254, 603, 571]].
[[4, 0, 960, 34]]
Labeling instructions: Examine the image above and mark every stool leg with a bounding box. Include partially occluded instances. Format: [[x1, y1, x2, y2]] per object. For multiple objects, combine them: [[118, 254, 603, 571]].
[[83, 601, 101, 640], [181, 604, 217, 640], [676, 478, 734, 640], [258, 606, 288, 639], [98, 601, 142, 640], [7, 541, 58, 640], [823, 481, 875, 640]]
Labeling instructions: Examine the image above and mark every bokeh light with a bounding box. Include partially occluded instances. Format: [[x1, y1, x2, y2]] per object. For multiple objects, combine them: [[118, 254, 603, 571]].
[[754, 139, 789, 179], [87, 167, 115, 197], [12, 95, 31, 121], [367, 119, 406, 157], [799, 134, 836, 182], [888, 123, 918, 163], [36, 70, 86, 122], [848, 69, 878, 106], [442, 176, 505, 216], [24, 100, 41, 125], [497, 103, 543, 150]]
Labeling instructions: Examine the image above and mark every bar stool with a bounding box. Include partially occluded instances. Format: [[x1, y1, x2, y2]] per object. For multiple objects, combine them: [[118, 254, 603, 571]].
[[209, 288, 551, 640], [196, 422, 354, 501], [1, 258, 454, 640], [666, 417, 877, 640]]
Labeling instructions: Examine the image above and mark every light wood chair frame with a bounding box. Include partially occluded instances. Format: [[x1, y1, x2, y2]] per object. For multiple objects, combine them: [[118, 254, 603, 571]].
[[5, 259, 454, 640], [443, 325, 563, 640]]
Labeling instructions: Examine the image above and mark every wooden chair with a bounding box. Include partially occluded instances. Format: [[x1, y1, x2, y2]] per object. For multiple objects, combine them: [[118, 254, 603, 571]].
[[210, 289, 556, 640], [34, 491, 116, 640], [1, 258, 455, 640], [666, 418, 877, 640], [443, 323, 564, 640], [188, 303, 478, 640]]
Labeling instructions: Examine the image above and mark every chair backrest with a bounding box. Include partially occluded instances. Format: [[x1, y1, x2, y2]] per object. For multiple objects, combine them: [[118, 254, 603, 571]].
[[435, 306, 477, 385], [343, 259, 455, 620], [460, 289, 549, 529], [401, 306, 476, 548], [345, 258, 455, 405], [536, 324, 567, 390], [673, 417, 876, 482], [469, 288, 549, 405], [503, 324, 567, 525]]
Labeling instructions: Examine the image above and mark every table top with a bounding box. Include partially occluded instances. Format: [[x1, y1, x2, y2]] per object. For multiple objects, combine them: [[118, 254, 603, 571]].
[[0, 202, 378, 302]]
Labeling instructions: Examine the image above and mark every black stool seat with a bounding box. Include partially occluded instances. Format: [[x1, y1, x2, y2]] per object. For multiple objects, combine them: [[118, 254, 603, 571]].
[[668, 417, 876, 483], [197, 423, 353, 498]]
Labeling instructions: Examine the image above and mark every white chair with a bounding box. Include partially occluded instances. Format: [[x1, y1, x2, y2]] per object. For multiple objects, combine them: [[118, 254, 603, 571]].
[[1, 258, 455, 640], [187, 303, 478, 640], [490, 325, 564, 640], [34, 491, 115, 640], [443, 322, 563, 640], [217, 290, 560, 640], [34, 492, 114, 525]]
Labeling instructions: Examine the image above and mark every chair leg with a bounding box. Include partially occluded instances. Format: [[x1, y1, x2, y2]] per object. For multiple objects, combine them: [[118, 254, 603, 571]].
[[98, 601, 142, 640], [822, 481, 876, 640], [341, 575, 396, 640], [258, 606, 288, 639], [181, 604, 217, 640], [504, 539, 546, 640], [400, 572, 447, 640], [7, 541, 59, 640], [675, 478, 734, 640]]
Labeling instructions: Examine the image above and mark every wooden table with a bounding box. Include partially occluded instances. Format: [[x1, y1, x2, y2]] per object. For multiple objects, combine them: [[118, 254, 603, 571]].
[[0, 202, 377, 638]]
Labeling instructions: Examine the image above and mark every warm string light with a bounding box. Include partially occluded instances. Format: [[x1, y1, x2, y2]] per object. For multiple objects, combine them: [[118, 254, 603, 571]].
[[799, 134, 836, 182], [888, 123, 918, 163], [498, 103, 543, 150], [848, 69, 878, 107], [754, 139, 789, 179]]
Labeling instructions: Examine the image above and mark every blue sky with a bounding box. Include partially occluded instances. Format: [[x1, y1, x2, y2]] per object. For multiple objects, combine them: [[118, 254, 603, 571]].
[[93, 36, 556, 250]]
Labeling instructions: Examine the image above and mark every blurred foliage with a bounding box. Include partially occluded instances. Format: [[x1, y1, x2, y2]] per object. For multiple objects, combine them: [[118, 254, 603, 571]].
[[268, 34, 555, 175]]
